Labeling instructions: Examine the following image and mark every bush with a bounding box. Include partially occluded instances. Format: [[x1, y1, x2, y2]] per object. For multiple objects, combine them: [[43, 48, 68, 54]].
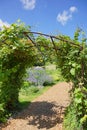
[[0, 104, 10, 123]]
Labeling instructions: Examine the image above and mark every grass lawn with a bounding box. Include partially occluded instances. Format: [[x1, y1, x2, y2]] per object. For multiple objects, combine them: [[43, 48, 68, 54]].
[[19, 86, 51, 109]]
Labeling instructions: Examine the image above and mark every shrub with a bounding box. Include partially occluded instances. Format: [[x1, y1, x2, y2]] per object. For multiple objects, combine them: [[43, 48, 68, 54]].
[[26, 66, 54, 87]]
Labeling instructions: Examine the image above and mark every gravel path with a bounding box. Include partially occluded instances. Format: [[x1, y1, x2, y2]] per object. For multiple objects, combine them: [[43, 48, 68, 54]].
[[1, 82, 71, 130]]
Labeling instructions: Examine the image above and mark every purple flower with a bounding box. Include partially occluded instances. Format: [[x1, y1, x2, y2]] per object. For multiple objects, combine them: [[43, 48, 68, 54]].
[[26, 67, 53, 87]]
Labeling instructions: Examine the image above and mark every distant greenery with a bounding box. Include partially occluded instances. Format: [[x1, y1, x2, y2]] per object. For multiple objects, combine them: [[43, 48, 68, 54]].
[[45, 64, 65, 82]]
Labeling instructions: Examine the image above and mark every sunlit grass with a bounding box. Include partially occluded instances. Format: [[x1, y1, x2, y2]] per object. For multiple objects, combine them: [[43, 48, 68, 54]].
[[19, 86, 50, 109]]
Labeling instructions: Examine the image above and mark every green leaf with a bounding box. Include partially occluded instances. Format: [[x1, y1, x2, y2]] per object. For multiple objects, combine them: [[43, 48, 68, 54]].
[[72, 63, 76, 67], [74, 98, 82, 104], [70, 68, 75, 76]]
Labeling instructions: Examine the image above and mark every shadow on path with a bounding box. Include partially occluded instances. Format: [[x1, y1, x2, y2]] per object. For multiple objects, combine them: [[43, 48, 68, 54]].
[[16, 101, 65, 129]]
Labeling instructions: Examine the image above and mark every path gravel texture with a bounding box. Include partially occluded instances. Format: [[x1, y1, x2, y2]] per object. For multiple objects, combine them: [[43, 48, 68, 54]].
[[1, 82, 71, 130]]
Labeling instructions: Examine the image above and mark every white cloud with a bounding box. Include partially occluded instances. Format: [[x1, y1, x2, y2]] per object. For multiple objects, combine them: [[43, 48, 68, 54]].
[[69, 6, 77, 13], [57, 11, 72, 25], [0, 19, 10, 29], [57, 6, 77, 25], [20, 0, 36, 10]]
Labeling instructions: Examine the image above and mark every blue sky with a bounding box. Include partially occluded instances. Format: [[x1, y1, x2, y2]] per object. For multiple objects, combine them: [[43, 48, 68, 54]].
[[0, 0, 87, 38]]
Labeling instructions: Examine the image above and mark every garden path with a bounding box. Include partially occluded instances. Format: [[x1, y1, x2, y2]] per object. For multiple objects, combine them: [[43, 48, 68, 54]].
[[1, 82, 71, 130]]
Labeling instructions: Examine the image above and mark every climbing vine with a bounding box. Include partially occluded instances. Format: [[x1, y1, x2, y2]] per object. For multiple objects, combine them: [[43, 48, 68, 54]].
[[0, 22, 37, 121], [55, 30, 87, 129]]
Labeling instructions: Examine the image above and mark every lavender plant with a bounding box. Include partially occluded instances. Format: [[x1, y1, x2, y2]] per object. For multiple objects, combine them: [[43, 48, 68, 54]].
[[26, 67, 53, 87]]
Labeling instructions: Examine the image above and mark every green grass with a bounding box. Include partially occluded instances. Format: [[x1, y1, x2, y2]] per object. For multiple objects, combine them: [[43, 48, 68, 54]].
[[63, 104, 83, 130], [19, 86, 51, 109], [19, 86, 50, 102]]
